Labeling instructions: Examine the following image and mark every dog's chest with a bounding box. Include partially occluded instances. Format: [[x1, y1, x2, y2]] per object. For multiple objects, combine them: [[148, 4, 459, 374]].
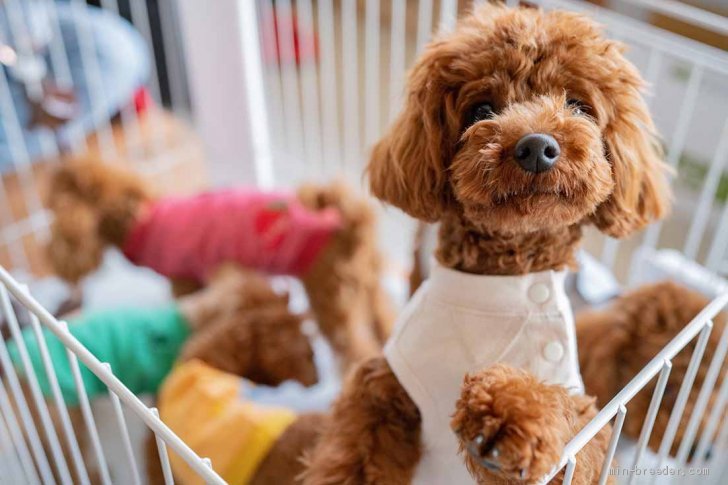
[[384, 264, 584, 484]]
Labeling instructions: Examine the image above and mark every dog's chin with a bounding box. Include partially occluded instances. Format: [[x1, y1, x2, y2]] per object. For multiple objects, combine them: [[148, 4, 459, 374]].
[[460, 192, 595, 235]]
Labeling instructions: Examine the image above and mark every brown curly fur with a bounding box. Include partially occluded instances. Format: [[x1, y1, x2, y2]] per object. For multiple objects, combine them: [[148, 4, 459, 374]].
[[577, 281, 727, 457], [367, 5, 669, 245], [178, 266, 318, 387], [437, 217, 584, 275], [297, 182, 395, 368], [46, 159, 393, 371], [452, 365, 613, 485], [300, 357, 423, 484], [302, 3, 671, 483]]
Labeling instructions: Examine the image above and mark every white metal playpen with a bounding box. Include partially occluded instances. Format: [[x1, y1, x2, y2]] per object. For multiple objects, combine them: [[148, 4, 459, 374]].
[[0, 0, 728, 483]]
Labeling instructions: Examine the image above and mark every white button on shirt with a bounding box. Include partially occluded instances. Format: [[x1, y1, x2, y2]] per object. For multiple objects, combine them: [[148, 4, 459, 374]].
[[385, 263, 584, 485], [529, 282, 551, 303], [543, 341, 565, 362]]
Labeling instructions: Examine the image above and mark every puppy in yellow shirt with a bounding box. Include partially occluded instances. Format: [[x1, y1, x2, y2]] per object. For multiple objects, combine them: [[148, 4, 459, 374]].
[[159, 360, 299, 485], [150, 271, 319, 484]]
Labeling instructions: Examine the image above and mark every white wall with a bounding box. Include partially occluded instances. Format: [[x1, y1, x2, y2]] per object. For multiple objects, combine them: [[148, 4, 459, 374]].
[[175, 0, 273, 188]]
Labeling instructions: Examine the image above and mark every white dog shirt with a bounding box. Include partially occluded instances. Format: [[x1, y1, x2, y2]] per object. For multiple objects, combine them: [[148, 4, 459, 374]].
[[385, 263, 584, 485]]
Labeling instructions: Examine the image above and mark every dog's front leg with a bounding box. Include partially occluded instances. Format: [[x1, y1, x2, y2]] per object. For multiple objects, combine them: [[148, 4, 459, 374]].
[[301, 356, 421, 485], [452, 364, 613, 485]]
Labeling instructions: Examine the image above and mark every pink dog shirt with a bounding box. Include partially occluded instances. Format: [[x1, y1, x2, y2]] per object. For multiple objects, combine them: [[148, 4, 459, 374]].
[[122, 189, 342, 281]]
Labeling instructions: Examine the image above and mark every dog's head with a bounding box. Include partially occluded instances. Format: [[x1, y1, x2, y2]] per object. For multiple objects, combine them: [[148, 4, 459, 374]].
[[251, 307, 318, 387], [369, 4, 670, 237]]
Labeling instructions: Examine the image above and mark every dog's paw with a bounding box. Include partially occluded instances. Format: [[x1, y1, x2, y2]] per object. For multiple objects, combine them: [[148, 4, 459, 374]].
[[451, 364, 573, 484]]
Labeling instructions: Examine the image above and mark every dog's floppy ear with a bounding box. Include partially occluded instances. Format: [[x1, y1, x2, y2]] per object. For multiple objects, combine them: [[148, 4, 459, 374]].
[[591, 61, 671, 237], [367, 49, 454, 222], [46, 197, 105, 283]]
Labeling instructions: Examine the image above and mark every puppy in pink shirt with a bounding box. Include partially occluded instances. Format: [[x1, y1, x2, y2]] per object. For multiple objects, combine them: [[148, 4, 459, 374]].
[[123, 190, 341, 281], [47, 159, 394, 370]]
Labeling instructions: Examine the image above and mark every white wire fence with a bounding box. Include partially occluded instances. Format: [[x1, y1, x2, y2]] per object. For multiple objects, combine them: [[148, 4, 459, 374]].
[[542, 286, 728, 484], [0, 264, 224, 485]]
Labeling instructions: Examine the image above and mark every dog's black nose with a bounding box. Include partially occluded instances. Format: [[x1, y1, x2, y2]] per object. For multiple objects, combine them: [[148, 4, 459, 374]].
[[514, 133, 560, 173]]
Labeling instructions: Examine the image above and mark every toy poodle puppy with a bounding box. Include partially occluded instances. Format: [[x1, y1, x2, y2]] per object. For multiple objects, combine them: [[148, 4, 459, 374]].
[[577, 281, 727, 458], [45, 159, 394, 370], [176, 264, 319, 388], [302, 3, 670, 483], [146, 266, 324, 485]]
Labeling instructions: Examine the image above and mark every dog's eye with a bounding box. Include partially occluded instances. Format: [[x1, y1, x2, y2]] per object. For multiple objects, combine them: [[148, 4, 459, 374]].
[[467, 102, 495, 126], [566, 98, 586, 115]]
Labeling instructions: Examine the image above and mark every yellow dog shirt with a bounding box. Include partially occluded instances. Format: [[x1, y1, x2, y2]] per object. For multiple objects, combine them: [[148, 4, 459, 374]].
[[158, 360, 297, 484]]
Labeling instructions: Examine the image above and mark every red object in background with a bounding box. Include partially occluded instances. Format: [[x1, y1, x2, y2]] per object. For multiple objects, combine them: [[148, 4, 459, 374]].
[[122, 190, 342, 281], [133, 86, 152, 114], [260, 3, 318, 66]]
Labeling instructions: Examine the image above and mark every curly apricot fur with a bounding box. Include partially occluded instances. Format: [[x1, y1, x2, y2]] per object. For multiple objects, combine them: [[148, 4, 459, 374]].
[[577, 281, 727, 457], [452, 365, 612, 485]]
